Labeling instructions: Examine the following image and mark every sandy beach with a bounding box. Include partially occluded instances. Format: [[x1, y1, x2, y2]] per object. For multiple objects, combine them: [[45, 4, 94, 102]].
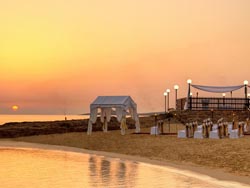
[[1, 116, 249, 185], [1, 125, 248, 185]]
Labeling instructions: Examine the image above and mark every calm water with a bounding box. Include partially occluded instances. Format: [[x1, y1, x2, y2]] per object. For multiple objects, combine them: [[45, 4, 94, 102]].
[[0, 115, 89, 125], [0, 148, 248, 188]]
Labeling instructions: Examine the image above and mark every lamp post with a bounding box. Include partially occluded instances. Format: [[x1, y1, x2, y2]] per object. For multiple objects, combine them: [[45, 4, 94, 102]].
[[166, 89, 170, 111], [248, 93, 250, 109], [187, 79, 192, 95], [244, 80, 248, 98], [222, 93, 226, 107], [190, 92, 193, 110], [187, 79, 192, 110], [244, 80, 248, 109], [174, 85, 179, 110], [164, 92, 167, 114], [211, 108, 214, 122]]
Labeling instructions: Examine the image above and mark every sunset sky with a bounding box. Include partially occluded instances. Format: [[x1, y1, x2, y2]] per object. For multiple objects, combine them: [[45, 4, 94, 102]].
[[1, 0, 250, 114]]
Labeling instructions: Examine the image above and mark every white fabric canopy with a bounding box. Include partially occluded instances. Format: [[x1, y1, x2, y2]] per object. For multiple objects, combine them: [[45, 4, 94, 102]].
[[87, 96, 140, 135], [191, 84, 244, 93]]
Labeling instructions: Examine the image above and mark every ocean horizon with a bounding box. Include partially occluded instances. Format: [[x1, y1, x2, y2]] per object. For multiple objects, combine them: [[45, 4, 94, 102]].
[[0, 114, 90, 125]]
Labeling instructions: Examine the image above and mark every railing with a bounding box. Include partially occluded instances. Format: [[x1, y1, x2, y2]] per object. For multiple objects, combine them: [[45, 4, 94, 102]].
[[176, 97, 250, 111], [188, 97, 249, 111]]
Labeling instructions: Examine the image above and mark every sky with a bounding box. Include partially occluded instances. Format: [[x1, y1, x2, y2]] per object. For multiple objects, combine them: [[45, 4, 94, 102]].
[[0, 0, 250, 114]]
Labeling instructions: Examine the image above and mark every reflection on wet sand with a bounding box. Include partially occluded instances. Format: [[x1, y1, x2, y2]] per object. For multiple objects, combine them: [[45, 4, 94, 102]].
[[0, 148, 249, 188], [88, 156, 137, 187]]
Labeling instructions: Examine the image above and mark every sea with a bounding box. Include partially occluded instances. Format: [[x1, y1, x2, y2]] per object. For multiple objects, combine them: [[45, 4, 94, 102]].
[[0, 114, 89, 125]]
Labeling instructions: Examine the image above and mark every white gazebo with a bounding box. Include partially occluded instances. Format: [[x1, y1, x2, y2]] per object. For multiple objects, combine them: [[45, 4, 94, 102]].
[[87, 96, 140, 135]]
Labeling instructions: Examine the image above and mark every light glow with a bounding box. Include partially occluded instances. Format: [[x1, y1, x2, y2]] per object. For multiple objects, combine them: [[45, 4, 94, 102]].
[[12, 105, 19, 111]]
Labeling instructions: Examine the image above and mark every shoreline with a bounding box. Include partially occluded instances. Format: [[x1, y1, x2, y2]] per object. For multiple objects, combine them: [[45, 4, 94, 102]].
[[0, 140, 249, 186]]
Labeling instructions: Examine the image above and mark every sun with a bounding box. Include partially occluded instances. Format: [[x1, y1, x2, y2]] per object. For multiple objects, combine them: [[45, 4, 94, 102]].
[[12, 105, 19, 111]]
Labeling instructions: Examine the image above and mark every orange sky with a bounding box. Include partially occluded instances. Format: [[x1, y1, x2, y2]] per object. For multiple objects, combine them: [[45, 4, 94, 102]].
[[1, 0, 250, 114]]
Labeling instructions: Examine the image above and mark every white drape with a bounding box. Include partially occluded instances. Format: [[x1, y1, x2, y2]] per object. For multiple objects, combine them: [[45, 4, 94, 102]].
[[87, 108, 98, 135], [130, 107, 140, 133], [129, 107, 134, 119], [100, 108, 112, 122], [100, 108, 112, 133], [116, 108, 123, 122], [191, 84, 244, 93], [120, 116, 127, 135]]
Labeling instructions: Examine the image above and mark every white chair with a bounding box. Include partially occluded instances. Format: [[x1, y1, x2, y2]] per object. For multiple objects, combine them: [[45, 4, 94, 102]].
[[177, 123, 192, 138], [229, 129, 239, 139], [228, 123, 233, 133], [194, 125, 203, 139], [212, 124, 218, 131], [228, 123, 238, 138], [150, 126, 159, 135], [229, 122, 244, 139], [245, 119, 250, 132], [177, 130, 186, 138], [178, 123, 191, 138], [209, 130, 219, 139], [244, 123, 248, 132], [209, 123, 220, 139]]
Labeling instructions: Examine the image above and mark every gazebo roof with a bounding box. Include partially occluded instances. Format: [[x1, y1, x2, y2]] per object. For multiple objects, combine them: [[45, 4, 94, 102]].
[[90, 96, 137, 110], [91, 96, 131, 105]]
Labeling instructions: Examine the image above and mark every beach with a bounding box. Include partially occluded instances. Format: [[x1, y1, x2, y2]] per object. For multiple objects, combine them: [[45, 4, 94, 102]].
[[3, 126, 249, 185], [0, 116, 249, 185]]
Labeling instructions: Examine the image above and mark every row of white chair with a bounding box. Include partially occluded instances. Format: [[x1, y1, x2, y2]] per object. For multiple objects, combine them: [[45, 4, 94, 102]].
[[178, 119, 247, 139]]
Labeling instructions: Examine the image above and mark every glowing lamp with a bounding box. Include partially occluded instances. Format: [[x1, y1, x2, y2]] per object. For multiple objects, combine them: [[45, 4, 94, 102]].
[[187, 79, 192, 84]]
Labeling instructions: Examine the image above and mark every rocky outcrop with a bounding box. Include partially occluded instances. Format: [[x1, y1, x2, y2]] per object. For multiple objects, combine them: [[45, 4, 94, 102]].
[[0, 116, 154, 138]]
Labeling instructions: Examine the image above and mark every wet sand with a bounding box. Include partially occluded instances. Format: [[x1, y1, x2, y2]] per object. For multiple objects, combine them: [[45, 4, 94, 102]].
[[0, 140, 250, 186], [2, 127, 249, 185]]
